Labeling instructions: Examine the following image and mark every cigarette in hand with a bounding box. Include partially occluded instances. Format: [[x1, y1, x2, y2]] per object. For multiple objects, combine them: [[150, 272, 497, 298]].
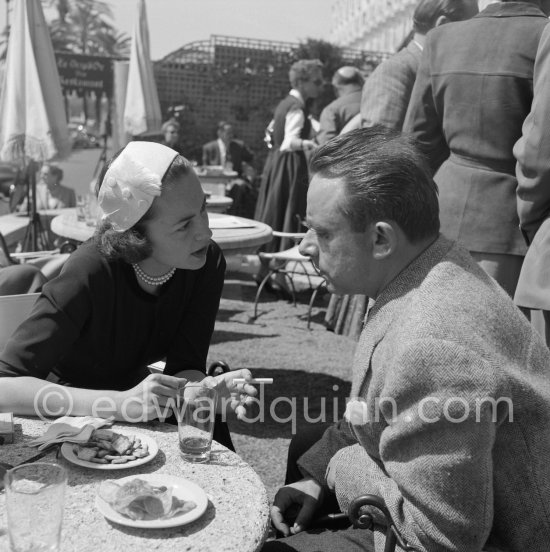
[[232, 378, 273, 384]]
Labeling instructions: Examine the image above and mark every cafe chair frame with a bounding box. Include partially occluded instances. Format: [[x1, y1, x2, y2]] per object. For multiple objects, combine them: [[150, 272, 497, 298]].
[[253, 231, 325, 328], [315, 494, 412, 552]]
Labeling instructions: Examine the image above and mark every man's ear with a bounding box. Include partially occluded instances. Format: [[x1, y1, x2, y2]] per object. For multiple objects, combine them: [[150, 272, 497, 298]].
[[434, 15, 450, 27], [371, 222, 397, 260]]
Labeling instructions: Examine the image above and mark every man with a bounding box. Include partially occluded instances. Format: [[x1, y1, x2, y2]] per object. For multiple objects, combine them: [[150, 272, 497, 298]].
[[264, 127, 550, 552], [404, 0, 550, 298], [514, 22, 550, 345], [340, 0, 478, 134], [202, 121, 256, 217], [160, 119, 184, 155], [202, 121, 253, 178], [316, 66, 363, 145]]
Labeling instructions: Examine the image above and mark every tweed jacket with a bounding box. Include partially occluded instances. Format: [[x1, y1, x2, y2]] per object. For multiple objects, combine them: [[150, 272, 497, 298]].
[[298, 236, 550, 551], [404, 2, 549, 256], [514, 24, 550, 310], [201, 139, 253, 177], [361, 40, 422, 131], [317, 90, 362, 145]]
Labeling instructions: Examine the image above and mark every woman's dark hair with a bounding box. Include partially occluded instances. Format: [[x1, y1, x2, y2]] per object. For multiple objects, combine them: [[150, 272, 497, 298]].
[[93, 151, 193, 263]]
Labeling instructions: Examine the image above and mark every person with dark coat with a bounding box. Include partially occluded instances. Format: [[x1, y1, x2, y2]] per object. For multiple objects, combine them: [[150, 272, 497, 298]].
[[254, 59, 324, 252], [404, 0, 550, 297], [316, 66, 363, 145]]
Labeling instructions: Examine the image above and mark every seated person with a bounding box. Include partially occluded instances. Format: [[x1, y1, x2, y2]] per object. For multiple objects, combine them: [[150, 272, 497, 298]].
[[161, 119, 184, 155], [202, 121, 256, 217], [18, 163, 76, 212], [0, 142, 255, 443], [265, 127, 550, 551]]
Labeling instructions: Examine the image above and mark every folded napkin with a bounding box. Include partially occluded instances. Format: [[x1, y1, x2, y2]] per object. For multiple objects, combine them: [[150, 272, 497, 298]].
[[28, 416, 113, 450]]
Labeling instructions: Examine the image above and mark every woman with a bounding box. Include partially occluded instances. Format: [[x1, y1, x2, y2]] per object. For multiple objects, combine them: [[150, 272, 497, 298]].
[[18, 163, 76, 212], [255, 59, 324, 252], [0, 142, 254, 445]]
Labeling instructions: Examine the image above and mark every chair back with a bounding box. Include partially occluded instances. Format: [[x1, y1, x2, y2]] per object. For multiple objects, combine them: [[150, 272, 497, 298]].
[[0, 292, 39, 352]]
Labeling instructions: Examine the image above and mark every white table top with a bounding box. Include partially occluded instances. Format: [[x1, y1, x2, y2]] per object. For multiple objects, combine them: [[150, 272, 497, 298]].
[[0, 416, 269, 552], [50, 210, 272, 255]]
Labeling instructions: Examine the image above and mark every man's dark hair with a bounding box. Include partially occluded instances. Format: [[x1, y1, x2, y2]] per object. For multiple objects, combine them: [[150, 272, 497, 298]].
[[413, 0, 476, 34], [309, 126, 440, 243], [93, 153, 193, 263]]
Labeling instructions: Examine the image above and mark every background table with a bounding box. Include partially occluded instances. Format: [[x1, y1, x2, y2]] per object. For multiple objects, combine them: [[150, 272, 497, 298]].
[[50, 210, 272, 255], [0, 417, 269, 552], [0, 208, 73, 250]]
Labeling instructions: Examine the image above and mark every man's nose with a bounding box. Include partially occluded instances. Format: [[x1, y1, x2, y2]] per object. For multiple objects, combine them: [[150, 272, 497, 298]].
[[299, 232, 316, 257]]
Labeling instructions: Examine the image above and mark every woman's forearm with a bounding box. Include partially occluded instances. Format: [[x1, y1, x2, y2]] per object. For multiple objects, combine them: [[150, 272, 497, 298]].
[[0, 377, 121, 418]]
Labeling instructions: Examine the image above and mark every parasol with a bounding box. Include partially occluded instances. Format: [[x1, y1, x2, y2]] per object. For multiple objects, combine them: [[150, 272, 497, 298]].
[[0, 0, 70, 250], [123, 0, 162, 137]]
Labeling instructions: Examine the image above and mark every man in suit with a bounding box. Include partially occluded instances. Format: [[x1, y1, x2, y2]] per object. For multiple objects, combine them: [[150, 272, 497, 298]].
[[316, 67, 363, 145], [337, 0, 478, 134], [202, 121, 253, 178], [264, 128, 550, 552], [202, 121, 256, 217], [514, 21, 550, 345], [404, 0, 550, 298]]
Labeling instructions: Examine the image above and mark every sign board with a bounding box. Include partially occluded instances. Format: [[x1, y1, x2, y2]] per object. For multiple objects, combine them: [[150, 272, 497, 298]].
[[55, 53, 115, 98]]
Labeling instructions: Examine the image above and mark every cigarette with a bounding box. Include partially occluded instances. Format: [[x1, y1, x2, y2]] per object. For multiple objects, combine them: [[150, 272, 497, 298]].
[[232, 378, 273, 384]]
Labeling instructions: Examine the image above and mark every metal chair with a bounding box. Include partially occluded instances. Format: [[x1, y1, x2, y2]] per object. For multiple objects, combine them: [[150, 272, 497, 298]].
[[253, 231, 325, 328], [316, 494, 412, 552]]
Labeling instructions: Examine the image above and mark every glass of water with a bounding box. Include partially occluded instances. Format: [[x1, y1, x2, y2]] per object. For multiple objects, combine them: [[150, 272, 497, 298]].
[[176, 383, 217, 463], [4, 462, 67, 552]]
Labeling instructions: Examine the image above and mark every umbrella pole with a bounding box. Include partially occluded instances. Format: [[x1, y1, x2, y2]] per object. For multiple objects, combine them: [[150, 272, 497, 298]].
[[22, 161, 51, 252]]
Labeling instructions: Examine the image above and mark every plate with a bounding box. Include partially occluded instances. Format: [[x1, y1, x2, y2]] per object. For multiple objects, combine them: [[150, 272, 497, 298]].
[[95, 474, 208, 528], [60, 429, 158, 470]]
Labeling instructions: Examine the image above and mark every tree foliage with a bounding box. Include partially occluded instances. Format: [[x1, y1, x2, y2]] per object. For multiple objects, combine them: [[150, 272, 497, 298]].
[[47, 0, 129, 57]]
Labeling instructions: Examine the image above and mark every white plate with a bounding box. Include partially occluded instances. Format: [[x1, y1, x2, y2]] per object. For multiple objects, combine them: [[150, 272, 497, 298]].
[[60, 429, 158, 470], [95, 474, 208, 528]]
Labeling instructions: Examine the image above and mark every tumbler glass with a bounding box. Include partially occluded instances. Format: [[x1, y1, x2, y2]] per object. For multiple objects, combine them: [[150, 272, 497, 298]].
[[4, 462, 67, 552]]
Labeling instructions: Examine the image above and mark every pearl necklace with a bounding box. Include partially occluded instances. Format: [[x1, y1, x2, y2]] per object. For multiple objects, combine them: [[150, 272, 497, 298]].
[[132, 263, 176, 286]]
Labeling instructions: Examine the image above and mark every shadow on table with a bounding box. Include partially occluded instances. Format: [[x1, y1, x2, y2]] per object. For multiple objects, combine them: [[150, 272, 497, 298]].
[[225, 368, 351, 440]]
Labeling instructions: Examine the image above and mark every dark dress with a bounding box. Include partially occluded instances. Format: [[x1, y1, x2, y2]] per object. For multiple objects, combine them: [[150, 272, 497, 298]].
[[255, 94, 311, 251], [0, 239, 234, 448]]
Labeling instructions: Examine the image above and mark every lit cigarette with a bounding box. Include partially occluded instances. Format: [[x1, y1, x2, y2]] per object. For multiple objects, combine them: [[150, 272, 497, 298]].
[[232, 378, 273, 384]]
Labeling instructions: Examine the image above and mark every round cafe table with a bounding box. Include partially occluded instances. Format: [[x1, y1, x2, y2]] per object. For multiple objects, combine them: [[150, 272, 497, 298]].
[[50, 210, 272, 255], [0, 416, 270, 552]]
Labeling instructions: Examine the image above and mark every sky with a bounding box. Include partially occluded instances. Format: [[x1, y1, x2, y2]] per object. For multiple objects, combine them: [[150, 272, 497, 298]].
[[1, 0, 335, 61]]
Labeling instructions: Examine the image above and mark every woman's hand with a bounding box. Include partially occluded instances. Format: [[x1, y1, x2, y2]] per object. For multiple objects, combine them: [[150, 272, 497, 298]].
[[207, 369, 258, 420], [115, 373, 187, 422]]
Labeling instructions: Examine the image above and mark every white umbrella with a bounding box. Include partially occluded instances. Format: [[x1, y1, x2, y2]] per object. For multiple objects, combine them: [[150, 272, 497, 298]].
[[0, 0, 70, 162], [0, 0, 70, 250], [123, 0, 162, 137]]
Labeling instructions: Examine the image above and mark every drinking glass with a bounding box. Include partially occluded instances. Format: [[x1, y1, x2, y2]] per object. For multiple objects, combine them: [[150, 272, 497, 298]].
[[176, 383, 217, 463], [4, 462, 67, 552]]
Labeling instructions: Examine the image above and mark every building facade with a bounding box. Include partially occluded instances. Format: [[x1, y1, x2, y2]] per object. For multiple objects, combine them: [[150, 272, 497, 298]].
[[330, 0, 416, 53]]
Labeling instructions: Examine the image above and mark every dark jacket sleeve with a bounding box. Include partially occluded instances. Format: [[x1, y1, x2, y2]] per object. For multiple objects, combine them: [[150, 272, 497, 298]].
[[403, 37, 450, 174], [163, 241, 226, 375], [0, 248, 97, 378]]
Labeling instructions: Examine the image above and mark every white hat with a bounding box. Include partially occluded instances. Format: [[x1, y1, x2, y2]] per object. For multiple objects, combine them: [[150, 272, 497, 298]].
[[98, 141, 178, 232]]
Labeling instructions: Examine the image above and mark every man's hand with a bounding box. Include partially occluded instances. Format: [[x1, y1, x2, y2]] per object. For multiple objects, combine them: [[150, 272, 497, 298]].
[[271, 477, 324, 537]]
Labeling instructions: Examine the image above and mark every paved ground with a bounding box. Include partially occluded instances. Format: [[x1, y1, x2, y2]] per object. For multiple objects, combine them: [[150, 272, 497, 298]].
[[207, 269, 357, 502]]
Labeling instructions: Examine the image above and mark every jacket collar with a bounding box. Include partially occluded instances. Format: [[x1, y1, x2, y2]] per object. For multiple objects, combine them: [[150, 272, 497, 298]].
[[477, 1, 547, 19], [369, 235, 454, 320]]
